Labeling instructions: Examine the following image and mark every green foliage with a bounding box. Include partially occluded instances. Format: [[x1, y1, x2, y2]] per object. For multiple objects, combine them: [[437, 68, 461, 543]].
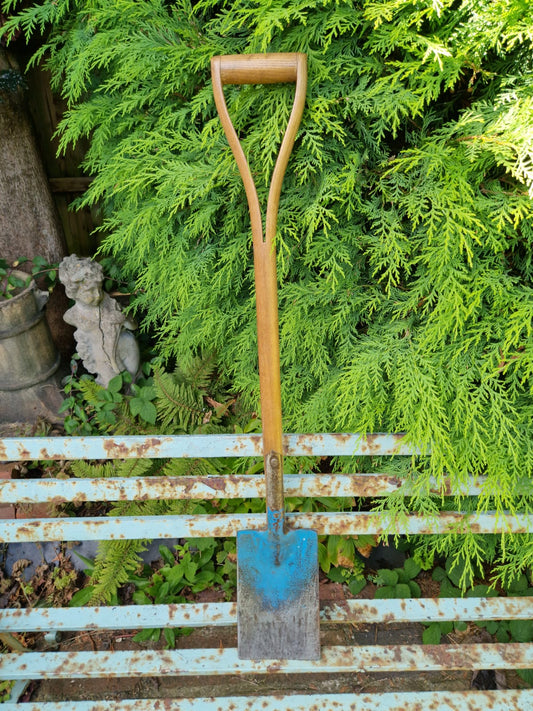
[[371, 556, 421, 599], [0, 255, 57, 299], [60, 366, 157, 434], [0, 680, 15, 703], [422, 553, 533, 681], [318, 533, 367, 591], [130, 539, 236, 647], [62, 353, 244, 603], [4, 0, 533, 576]]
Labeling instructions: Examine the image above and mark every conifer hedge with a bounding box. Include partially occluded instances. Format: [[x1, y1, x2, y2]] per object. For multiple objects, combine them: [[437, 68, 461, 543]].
[[3, 0, 533, 580]]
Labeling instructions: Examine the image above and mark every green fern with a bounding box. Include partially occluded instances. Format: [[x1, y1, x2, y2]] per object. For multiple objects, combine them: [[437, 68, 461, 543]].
[[89, 539, 148, 605], [68, 356, 237, 603]]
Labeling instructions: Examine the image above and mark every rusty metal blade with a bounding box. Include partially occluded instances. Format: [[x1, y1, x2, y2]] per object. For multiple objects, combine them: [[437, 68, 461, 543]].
[[237, 528, 319, 659]]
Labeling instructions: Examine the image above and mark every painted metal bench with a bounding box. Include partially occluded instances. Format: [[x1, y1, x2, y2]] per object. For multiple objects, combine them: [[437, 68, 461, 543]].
[[1, 432, 532, 709]]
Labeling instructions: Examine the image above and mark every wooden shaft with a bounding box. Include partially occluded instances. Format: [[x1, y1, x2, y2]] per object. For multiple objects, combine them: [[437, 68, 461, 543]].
[[211, 53, 307, 517]]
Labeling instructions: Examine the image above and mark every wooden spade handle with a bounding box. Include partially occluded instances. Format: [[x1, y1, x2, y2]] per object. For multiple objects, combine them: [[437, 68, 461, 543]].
[[216, 53, 300, 85], [211, 53, 307, 517]]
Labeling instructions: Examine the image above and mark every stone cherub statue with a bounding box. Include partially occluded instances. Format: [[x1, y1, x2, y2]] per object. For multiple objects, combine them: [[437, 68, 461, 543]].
[[58, 255, 140, 387]]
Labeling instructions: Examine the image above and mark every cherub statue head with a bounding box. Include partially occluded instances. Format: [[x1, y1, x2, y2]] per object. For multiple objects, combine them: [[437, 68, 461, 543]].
[[58, 255, 104, 306]]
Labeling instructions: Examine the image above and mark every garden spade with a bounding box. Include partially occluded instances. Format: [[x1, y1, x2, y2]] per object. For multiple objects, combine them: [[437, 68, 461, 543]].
[[211, 53, 320, 660]]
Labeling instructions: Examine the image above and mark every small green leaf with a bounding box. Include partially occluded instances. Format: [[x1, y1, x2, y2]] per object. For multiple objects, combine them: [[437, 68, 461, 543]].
[[348, 577, 367, 596], [163, 628, 176, 648], [439, 579, 461, 598], [130, 397, 157, 423], [69, 586, 94, 607], [408, 580, 421, 598], [318, 542, 330, 573], [107, 374, 123, 393], [376, 569, 399, 587], [454, 621, 468, 632], [327, 566, 347, 583], [432, 566, 447, 582], [445, 556, 466, 588], [403, 557, 421, 580], [484, 620, 499, 635], [395, 583, 411, 598], [132, 591, 152, 605], [496, 624, 510, 643], [396, 568, 409, 584], [422, 623, 442, 645], [133, 628, 160, 643], [506, 574, 529, 594]]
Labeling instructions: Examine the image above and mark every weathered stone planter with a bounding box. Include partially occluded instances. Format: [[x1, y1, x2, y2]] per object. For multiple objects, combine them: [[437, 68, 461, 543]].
[[0, 270, 62, 423]]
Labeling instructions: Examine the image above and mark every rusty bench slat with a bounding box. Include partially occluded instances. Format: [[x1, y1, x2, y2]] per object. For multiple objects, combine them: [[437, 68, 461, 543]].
[[0, 473, 486, 503], [2, 510, 533, 543], [0, 432, 418, 461], [1, 434, 531, 706], [3, 690, 533, 711], [3, 644, 533, 680], [2, 597, 532, 633]]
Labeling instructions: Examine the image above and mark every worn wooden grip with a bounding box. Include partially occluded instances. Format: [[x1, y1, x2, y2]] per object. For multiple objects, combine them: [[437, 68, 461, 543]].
[[213, 53, 303, 85]]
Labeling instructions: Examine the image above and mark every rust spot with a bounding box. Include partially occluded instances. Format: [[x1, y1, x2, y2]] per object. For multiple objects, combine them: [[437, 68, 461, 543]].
[[102, 437, 163, 459], [17, 447, 31, 460], [432, 478, 454, 496], [292, 432, 326, 457], [266, 661, 282, 673], [204, 477, 227, 492], [0, 441, 7, 461]]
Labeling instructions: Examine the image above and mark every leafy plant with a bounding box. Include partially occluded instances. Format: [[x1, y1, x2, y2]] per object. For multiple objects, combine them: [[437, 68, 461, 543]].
[[60, 365, 157, 434], [421, 555, 533, 687], [0, 255, 57, 299], [129, 539, 236, 647], [0, 680, 15, 703], [371, 557, 421, 600]]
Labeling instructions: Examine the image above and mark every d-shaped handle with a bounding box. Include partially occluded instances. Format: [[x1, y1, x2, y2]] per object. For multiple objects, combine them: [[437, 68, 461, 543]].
[[210, 52, 307, 249], [211, 53, 307, 517]]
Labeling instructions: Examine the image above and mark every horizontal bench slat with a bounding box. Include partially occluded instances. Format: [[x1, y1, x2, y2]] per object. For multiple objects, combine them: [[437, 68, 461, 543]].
[[4, 690, 533, 711], [3, 643, 533, 680], [2, 511, 533, 543], [2, 597, 532, 632], [0, 473, 485, 503], [0, 433, 418, 461]]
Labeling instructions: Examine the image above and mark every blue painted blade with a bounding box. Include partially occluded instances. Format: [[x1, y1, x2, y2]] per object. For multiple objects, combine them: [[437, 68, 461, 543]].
[[237, 529, 320, 660]]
